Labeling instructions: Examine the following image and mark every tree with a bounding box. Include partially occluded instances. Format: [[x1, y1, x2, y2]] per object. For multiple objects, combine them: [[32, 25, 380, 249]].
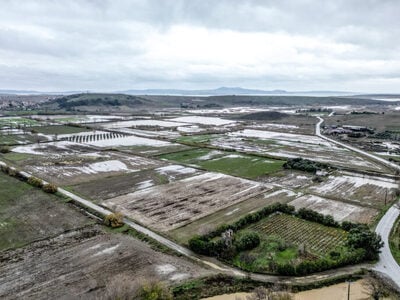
[[245, 286, 293, 300], [137, 280, 173, 300], [104, 212, 124, 228], [347, 227, 383, 260], [42, 183, 58, 193], [235, 232, 260, 251], [362, 276, 385, 300], [102, 274, 141, 300], [27, 176, 43, 188]]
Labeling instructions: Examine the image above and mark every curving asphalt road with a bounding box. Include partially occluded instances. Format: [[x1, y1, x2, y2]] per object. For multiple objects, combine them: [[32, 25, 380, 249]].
[[316, 116, 400, 289]]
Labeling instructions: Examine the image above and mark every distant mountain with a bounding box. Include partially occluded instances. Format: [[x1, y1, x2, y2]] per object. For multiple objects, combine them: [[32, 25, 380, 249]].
[[120, 87, 356, 96], [0, 89, 78, 95], [0, 87, 358, 96]]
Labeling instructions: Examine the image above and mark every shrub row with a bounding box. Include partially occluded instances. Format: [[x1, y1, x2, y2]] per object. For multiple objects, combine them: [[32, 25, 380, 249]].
[[0, 164, 57, 194], [283, 157, 334, 173], [276, 248, 367, 276], [202, 203, 295, 241]]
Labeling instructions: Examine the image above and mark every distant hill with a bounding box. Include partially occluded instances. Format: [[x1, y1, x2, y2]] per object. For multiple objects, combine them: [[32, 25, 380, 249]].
[[239, 111, 289, 120], [34, 93, 399, 113], [141, 95, 393, 107], [120, 87, 356, 96], [0, 87, 359, 96], [42, 93, 156, 112]]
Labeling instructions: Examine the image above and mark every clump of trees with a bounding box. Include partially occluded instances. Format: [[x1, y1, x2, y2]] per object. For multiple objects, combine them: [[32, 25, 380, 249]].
[[104, 212, 124, 228], [27, 176, 43, 188], [347, 225, 383, 260], [283, 157, 333, 173], [235, 232, 261, 252], [42, 183, 58, 194], [189, 203, 384, 276]]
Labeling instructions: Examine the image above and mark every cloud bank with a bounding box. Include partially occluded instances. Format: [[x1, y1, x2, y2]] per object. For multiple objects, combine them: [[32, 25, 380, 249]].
[[0, 0, 399, 92]]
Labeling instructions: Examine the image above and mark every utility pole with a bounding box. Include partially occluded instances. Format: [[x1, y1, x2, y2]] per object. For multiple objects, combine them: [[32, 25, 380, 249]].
[[347, 280, 351, 300], [385, 190, 388, 206]]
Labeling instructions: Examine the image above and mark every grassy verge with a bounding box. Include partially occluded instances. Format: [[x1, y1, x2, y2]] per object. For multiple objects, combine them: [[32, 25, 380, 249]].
[[105, 224, 181, 257], [389, 215, 400, 265]]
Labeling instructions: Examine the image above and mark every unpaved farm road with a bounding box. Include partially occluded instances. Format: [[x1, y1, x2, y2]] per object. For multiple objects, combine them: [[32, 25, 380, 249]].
[[317, 116, 400, 289]]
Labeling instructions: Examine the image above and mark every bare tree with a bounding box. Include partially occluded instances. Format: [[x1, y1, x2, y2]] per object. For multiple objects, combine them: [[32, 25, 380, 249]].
[[362, 276, 384, 300], [101, 274, 142, 300], [246, 286, 293, 300]]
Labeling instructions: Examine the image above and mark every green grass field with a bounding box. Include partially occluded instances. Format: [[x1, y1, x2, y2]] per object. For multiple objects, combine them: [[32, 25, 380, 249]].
[[0, 134, 36, 145], [158, 148, 285, 179], [27, 125, 90, 135], [249, 214, 347, 255], [1, 152, 34, 162], [176, 134, 217, 144], [0, 172, 92, 250], [230, 214, 348, 273], [0, 117, 41, 128]]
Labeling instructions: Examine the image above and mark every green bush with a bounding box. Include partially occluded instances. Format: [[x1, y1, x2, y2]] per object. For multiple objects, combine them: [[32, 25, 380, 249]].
[[137, 280, 173, 300], [347, 227, 383, 260], [188, 236, 214, 255], [27, 176, 43, 188], [0, 146, 11, 153], [235, 232, 260, 251], [283, 157, 333, 173], [42, 183, 58, 193]]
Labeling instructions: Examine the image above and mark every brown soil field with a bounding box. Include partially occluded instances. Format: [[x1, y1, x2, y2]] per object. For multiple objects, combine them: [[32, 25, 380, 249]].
[[262, 171, 315, 189], [244, 115, 318, 135], [13, 150, 164, 186], [68, 164, 202, 202], [0, 172, 92, 251], [325, 112, 400, 132], [103, 172, 272, 232], [0, 226, 210, 299], [289, 195, 379, 224], [168, 188, 301, 244], [306, 171, 399, 209]]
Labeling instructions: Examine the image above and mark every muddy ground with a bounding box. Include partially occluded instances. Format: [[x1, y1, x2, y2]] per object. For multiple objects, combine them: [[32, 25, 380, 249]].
[[68, 164, 202, 202], [103, 172, 271, 232], [0, 225, 210, 300]]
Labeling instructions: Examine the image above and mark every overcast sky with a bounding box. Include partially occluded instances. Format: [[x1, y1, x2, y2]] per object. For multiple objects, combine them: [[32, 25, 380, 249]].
[[1, 0, 400, 92]]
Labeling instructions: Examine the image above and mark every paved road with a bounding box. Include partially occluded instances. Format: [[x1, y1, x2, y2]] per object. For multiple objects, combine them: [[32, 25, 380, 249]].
[[0, 159, 371, 285], [316, 117, 400, 289]]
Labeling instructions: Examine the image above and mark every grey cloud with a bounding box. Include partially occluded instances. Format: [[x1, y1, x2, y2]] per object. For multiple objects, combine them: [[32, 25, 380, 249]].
[[0, 0, 399, 92]]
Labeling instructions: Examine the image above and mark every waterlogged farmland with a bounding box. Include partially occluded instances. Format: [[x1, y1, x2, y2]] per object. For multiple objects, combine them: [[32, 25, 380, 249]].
[[159, 148, 285, 179], [0, 107, 399, 297]]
